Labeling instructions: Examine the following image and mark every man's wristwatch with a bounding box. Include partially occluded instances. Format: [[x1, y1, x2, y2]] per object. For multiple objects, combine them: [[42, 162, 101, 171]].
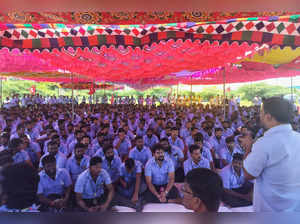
[[165, 191, 169, 196]]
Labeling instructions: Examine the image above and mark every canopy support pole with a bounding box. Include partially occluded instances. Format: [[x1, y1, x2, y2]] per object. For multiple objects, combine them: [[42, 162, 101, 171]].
[[177, 82, 179, 104], [190, 76, 193, 106], [0, 77, 2, 107], [223, 68, 226, 120], [71, 73, 74, 121], [291, 76, 293, 102]]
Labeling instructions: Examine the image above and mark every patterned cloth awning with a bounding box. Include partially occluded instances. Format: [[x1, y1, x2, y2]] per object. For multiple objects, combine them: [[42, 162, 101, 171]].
[[0, 14, 299, 88], [2, 12, 298, 24], [0, 15, 299, 50]]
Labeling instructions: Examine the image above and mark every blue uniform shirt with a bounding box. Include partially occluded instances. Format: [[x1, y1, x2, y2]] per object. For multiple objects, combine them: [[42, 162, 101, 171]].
[[25, 142, 41, 163], [220, 165, 245, 189], [183, 158, 210, 176], [101, 155, 122, 183], [66, 155, 90, 182], [93, 148, 118, 158], [220, 146, 241, 165], [37, 168, 72, 197], [12, 150, 30, 164], [145, 157, 175, 186], [74, 169, 112, 199], [209, 136, 226, 158], [164, 146, 184, 170], [113, 137, 132, 157], [168, 136, 184, 151], [118, 160, 142, 198], [39, 152, 67, 169], [143, 135, 159, 149], [129, 146, 152, 167], [120, 160, 142, 184]]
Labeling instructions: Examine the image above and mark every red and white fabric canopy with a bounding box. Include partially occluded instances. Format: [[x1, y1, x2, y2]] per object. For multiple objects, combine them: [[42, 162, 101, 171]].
[[0, 14, 299, 87]]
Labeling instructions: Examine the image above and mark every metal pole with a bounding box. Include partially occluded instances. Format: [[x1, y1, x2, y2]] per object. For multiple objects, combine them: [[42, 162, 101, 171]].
[[223, 68, 226, 120], [190, 76, 193, 105], [291, 76, 293, 102], [176, 82, 179, 104], [72, 74, 74, 120], [0, 77, 2, 107]]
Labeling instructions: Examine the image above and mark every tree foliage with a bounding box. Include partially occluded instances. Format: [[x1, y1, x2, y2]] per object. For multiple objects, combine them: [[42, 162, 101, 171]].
[[0, 79, 298, 104]]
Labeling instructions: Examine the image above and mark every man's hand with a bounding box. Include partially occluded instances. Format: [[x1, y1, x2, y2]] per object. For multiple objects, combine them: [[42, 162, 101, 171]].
[[131, 193, 139, 203], [87, 206, 98, 212], [53, 199, 64, 208], [99, 204, 108, 212], [121, 181, 127, 189], [159, 192, 167, 203]]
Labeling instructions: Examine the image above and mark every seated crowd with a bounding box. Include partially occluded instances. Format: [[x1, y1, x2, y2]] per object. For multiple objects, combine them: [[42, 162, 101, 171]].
[[0, 95, 299, 212]]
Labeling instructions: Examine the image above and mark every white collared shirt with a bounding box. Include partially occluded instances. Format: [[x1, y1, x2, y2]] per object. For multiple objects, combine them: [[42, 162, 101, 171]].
[[244, 124, 300, 211]]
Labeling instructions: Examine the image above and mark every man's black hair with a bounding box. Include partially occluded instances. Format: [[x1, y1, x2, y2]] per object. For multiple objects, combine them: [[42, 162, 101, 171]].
[[135, 135, 143, 141], [189, 144, 201, 154], [263, 97, 293, 124], [41, 154, 56, 167], [125, 158, 135, 170], [8, 138, 22, 149], [194, 133, 204, 143], [225, 136, 235, 144], [103, 143, 113, 154], [186, 168, 223, 212], [1, 163, 39, 210], [215, 128, 223, 132], [75, 143, 86, 150], [152, 143, 164, 153], [232, 153, 244, 161], [89, 156, 103, 166], [118, 128, 125, 133]]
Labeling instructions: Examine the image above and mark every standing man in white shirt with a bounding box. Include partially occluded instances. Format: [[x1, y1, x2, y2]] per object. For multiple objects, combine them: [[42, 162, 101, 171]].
[[241, 97, 300, 212]]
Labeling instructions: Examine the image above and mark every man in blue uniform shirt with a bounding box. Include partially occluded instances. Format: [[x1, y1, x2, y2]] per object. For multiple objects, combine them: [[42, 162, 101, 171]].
[[113, 128, 132, 160], [37, 155, 72, 211], [101, 144, 122, 185], [144, 143, 180, 204], [129, 136, 152, 168], [220, 153, 253, 208], [117, 158, 146, 204], [184, 144, 210, 176], [66, 143, 90, 183], [39, 141, 67, 170], [168, 127, 184, 151], [160, 138, 184, 183], [143, 128, 159, 150], [75, 156, 114, 212]]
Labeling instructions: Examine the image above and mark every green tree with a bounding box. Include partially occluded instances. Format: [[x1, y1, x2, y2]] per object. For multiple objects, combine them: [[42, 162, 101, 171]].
[[236, 83, 292, 101]]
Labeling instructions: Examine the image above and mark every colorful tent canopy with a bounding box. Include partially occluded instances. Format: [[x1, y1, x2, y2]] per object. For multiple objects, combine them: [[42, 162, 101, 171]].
[[243, 46, 300, 65], [59, 82, 123, 90], [0, 14, 299, 88], [1, 12, 297, 24], [127, 61, 300, 88]]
